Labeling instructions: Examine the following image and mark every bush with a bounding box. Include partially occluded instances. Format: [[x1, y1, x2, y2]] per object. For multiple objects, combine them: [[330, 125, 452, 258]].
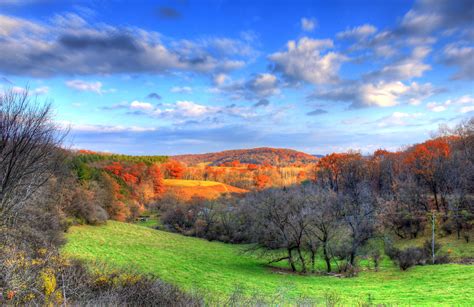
[[386, 240, 450, 270], [0, 246, 201, 306], [396, 247, 426, 270]]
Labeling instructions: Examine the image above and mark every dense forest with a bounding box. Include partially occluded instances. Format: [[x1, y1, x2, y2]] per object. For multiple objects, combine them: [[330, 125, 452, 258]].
[[1, 88, 473, 304]]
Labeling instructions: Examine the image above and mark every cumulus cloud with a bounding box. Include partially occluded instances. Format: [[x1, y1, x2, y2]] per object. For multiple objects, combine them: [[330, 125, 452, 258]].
[[130, 100, 154, 111], [0, 14, 44, 36], [426, 102, 447, 112], [301, 17, 317, 32], [269, 37, 347, 84], [0, 13, 249, 77], [336, 24, 377, 40], [309, 81, 436, 108], [366, 46, 431, 81], [211, 73, 280, 100], [442, 43, 474, 80], [427, 95, 474, 113], [398, 0, 474, 35]]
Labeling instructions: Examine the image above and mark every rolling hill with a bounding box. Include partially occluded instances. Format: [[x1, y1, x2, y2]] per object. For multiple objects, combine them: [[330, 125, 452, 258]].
[[63, 221, 474, 305], [173, 147, 318, 166], [164, 179, 248, 201]]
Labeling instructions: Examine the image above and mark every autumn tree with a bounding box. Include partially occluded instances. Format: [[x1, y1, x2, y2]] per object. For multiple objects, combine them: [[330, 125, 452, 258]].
[[148, 163, 166, 197], [164, 160, 185, 179], [254, 174, 270, 190], [404, 138, 451, 211]]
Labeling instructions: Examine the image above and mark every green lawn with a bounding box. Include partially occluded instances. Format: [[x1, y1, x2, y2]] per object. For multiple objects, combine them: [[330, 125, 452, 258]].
[[63, 221, 474, 305]]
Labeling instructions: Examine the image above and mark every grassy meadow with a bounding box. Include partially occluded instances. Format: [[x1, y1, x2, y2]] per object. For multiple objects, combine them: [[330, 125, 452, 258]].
[[63, 221, 474, 305]]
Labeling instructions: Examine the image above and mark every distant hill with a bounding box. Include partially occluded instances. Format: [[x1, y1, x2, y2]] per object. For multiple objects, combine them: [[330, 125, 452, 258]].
[[173, 147, 318, 166]]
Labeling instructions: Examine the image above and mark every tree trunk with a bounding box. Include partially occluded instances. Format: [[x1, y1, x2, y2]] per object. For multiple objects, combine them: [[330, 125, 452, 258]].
[[287, 248, 296, 272], [323, 242, 331, 272], [296, 246, 306, 273]]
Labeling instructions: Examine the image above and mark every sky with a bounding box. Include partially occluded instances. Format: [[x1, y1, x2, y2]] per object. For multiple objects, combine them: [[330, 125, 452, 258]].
[[0, 0, 473, 155]]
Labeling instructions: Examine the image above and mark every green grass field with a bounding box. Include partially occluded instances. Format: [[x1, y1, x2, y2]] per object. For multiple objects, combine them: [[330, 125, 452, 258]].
[[63, 221, 474, 305]]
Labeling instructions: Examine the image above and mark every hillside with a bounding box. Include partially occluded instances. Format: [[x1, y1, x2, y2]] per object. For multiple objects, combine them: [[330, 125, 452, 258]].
[[163, 179, 248, 201], [63, 221, 474, 305], [173, 147, 318, 166]]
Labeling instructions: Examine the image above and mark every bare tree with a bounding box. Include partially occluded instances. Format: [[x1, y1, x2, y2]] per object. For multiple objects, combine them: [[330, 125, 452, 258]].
[[305, 186, 340, 272], [0, 87, 65, 227]]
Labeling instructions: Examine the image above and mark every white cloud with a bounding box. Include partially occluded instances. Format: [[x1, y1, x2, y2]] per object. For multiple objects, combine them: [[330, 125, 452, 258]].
[[460, 106, 474, 113], [369, 46, 431, 80], [336, 24, 377, 40], [210, 73, 280, 100], [427, 102, 446, 112], [170, 86, 193, 94], [376, 112, 424, 127], [443, 43, 474, 80], [213, 73, 228, 86], [9, 85, 49, 95], [360, 82, 409, 107], [0, 14, 45, 36], [426, 95, 474, 113], [0, 13, 248, 77], [130, 100, 154, 111], [269, 37, 347, 84], [153, 101, 218, 118], [63, 121, 156, 133], [301, 17, 317, 32], [66, 80, 103, 94]]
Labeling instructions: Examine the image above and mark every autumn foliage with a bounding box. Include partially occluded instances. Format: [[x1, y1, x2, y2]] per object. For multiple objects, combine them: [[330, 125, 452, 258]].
[[163, 160, 185, 179]]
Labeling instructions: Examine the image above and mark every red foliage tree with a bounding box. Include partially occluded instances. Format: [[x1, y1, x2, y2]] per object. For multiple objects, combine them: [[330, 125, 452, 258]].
[[104, 162, 123, 176], [254, 174, 270, 190], [164, 160, 185, 179], [148, 164, 166, 196], [404, 138, 451, 210]]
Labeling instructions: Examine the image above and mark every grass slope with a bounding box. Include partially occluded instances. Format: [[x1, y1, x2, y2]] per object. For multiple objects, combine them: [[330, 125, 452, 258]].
[[164, 179, 247, 201], [63, 221, 474, 305]]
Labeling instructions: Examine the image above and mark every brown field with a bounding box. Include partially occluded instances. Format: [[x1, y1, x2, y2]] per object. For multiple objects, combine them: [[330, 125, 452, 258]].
[[164, 179, 248, 201]]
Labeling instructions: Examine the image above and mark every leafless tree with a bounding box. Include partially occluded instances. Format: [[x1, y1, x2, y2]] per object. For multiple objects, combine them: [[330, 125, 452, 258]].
[[305, 186, 340, 272], [0, 87, 66, 227]]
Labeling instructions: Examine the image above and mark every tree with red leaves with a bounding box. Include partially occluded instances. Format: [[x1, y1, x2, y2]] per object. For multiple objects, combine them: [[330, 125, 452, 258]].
[[254, 174, 270, 190], [164, 160, 185, 179], [148, 164, 166, 196], [104, 162, 123, 176], [404, 138, 451, 211]]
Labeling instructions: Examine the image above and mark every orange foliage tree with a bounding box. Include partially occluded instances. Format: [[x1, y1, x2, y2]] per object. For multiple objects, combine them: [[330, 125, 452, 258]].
[[164, 160, 185, 179], [317, 152, 362, 192], [148, 164, 166, 196], [404, 138, 451, 211], [254, 174, 271, 190]]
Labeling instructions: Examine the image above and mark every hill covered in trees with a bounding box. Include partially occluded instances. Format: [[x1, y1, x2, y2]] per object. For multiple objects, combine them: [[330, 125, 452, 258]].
[[173, 147, 318, 166]]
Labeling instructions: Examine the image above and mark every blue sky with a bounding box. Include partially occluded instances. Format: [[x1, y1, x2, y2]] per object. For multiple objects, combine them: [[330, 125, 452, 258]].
[[0, 0, 473, 155]]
